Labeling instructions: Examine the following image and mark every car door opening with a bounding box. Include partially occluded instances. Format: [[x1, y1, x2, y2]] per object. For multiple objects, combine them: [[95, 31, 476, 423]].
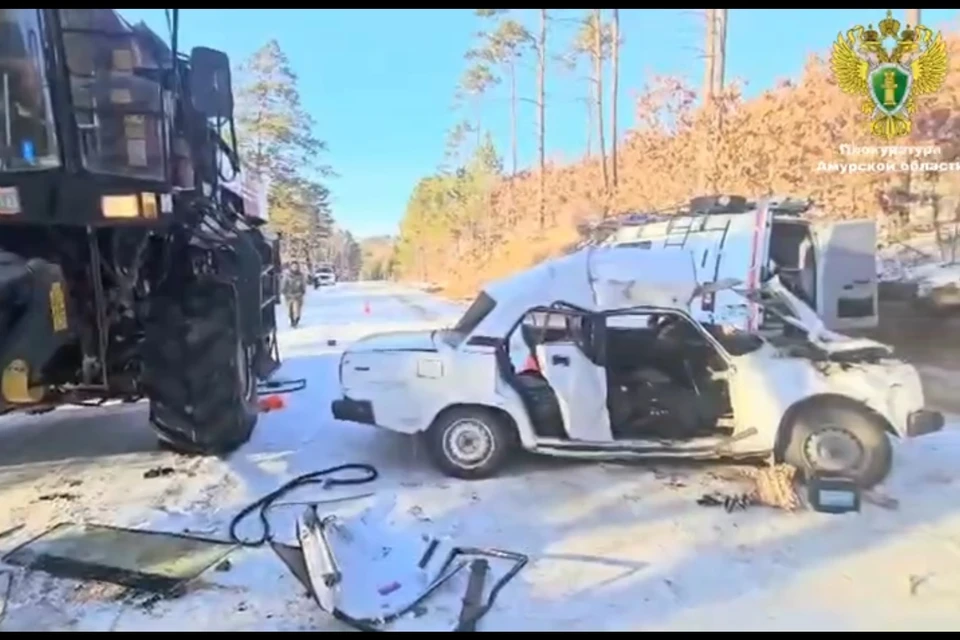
[[501, 307, 737, 443], [770, 219, 817, 310], [602, 312, 734, 440]]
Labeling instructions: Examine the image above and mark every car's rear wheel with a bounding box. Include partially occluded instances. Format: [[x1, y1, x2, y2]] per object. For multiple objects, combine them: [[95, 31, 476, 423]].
[[425, 407, 516, 480], [781, 402, 892, 488]]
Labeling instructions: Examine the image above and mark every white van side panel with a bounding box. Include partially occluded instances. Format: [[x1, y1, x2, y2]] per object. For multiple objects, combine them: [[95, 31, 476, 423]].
[[609, 207, 774, 331], [814, 220, 879, 330], [708, 204, 773, 331]]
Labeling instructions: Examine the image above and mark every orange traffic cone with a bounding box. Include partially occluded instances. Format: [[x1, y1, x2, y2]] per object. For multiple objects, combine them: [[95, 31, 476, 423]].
[[363, 301, 371, 315]]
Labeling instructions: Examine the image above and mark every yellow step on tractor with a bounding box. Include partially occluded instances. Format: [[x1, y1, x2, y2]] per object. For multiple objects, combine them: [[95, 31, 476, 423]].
[[0, 9, 282, 454]]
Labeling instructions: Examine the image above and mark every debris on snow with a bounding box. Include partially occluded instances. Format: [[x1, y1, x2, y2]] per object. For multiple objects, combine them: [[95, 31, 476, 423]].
[[281, 502, 528, 631], [697, 464, 803, 513], [2, 284, 959, 631], [143, 466, 176, 479]]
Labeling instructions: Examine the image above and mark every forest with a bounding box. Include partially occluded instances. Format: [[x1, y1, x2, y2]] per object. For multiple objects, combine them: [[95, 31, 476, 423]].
[[232, 41, 361, 278], [387, 9, 960, 298]]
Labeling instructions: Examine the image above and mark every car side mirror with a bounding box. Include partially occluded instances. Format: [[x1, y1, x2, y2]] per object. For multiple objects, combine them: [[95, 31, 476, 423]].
[[189, 47, 234, 119]]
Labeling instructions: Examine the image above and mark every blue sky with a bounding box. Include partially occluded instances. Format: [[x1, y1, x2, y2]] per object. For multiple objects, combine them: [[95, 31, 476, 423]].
[[118, 9, 958, 238]]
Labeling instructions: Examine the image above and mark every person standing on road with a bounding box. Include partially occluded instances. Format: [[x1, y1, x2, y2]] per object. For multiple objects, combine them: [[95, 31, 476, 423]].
[[282, 262, 307, 328]]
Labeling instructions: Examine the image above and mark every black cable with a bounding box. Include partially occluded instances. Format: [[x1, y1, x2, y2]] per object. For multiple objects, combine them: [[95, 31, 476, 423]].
[[228, 463, 378, 548], [228, 465, 528, 631], [330, 546, 529, 632]]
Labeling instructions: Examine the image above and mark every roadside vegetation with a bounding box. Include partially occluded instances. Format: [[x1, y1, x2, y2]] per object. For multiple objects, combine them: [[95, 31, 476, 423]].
[[233, 41, 362, 277], [387, 10, 960, 298]]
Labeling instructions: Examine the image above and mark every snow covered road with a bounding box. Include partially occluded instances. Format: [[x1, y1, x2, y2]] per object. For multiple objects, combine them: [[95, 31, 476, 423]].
[[1, 282, 960, 631]]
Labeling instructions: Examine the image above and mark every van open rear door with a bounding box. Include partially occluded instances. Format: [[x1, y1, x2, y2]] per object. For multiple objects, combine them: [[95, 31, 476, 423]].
[[814, 220, 879, 330], [700, 201, 774, 332]]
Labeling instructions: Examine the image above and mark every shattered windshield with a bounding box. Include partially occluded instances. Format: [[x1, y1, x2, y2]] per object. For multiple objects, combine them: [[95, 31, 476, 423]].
[[0, 10, 60, 172]]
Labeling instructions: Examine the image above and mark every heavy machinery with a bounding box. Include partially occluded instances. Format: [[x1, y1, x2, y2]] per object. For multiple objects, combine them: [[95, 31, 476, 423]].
[[0, 9, 282, 454]]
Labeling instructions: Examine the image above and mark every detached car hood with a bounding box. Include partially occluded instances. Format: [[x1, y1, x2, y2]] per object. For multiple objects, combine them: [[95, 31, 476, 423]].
[[347, 330, 437, 353]]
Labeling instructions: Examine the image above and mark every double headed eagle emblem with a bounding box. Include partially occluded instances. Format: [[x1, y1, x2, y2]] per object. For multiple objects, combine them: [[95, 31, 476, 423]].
[[831, 10, 949, 140]]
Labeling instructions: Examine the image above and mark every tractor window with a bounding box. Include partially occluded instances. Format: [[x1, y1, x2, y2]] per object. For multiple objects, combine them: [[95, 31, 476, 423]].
[[59, 9, 166, 181], [0, 10, 60, 172]]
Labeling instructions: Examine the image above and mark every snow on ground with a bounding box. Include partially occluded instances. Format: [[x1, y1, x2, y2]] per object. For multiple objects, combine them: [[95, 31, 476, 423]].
[[878, 232, 960, 283], [2, 282, 960, 631]]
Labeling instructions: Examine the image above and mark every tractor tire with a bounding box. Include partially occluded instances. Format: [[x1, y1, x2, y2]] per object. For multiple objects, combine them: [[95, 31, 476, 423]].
[[141, 281, 258, 456]]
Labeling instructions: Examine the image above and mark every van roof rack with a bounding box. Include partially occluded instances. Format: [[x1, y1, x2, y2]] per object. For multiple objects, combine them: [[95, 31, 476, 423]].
[[765, 196, 813, 216], [592, 194, 815, 239], [688, 195, 751, 214]]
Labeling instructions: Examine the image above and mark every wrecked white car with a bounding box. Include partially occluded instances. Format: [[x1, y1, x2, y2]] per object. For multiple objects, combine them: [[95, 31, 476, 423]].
[[331, 247, 943, 487]]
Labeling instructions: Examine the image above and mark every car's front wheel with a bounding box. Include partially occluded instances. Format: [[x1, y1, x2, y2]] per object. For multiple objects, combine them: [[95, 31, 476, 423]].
[[781, 402, 893, 488], [425, 407, 516, 480]]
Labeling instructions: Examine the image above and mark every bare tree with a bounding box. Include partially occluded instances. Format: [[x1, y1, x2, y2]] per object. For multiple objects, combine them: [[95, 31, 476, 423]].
[[568, 12, 612, 193], [456, 64, 499, 148], [712, 9, 727, 98], [610, 9, 620, 189], [472, 10, 530, 176], [700, 9, 727, 192], [556, 43, 593, 159], [703, 9, 716, 102], [592, 10, 609, 192], [702, 9, 727, 101], [537, 9, 548, 227]]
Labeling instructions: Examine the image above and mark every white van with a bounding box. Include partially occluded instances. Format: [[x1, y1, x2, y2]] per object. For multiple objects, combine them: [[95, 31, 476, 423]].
[[598, 195, 879, 333]]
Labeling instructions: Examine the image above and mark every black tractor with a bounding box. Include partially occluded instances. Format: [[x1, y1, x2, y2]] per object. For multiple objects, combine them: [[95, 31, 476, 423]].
[[0, 9, 282, 455]]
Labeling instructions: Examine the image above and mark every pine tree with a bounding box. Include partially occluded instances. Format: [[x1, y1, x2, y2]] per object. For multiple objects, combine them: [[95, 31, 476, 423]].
[[234, 40, 334, 262]]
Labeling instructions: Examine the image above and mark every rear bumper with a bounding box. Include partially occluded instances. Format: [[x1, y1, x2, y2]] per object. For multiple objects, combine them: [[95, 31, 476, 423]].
[[905, 409, 945, 437], [331, 397, 376, 425]]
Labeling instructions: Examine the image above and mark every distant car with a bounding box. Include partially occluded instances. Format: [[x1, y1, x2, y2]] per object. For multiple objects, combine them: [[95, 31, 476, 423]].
[[314, 267, 336, 288], [331, 245, 943, 487]]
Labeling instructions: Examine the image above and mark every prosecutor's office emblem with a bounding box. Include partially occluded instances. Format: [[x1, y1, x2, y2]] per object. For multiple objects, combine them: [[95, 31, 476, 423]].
[[830, 10, 948, 140]]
